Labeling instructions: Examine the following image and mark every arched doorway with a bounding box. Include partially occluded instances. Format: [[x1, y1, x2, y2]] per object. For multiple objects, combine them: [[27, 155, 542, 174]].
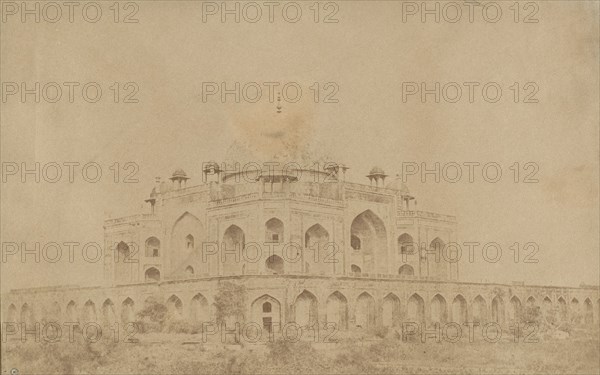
[[294, 290, 318, 327], [472, 296, 487, 323], [251, 295, 281, 333], [121, 298, 135, 324], [265, 218, 284, 243], [431, 294, 448, 324], [355, 292, 376, 329], [82, 300, 97, 322], [350, 210, 388, 273], [223, 225, 245, 275], [558, 297, 567, 321], [407, 293, 425, 323], [397, 233, 415, 255], [398, 264, 415, 276], [326, 291, 348, 330], [428, 237, 448, 279], [145, 237, 160, 257], [491, 296, 505, 325], [382, 293, 400, 327], [452, 295, 467, 324], [145, 267, 160, 282], [102, 299, 117, 325], [166, 295, 183, 320], [509, 296, 522, 322], [190, 293, 209, 323], [20, 303, 34, 326]]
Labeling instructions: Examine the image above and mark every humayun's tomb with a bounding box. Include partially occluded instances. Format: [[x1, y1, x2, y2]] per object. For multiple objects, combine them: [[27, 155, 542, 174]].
[[3, 148, 599, 334]]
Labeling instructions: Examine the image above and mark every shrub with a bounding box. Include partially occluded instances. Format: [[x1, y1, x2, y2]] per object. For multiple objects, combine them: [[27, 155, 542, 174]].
[[373, 325, 389, 339], [135, 297, 168, 333]]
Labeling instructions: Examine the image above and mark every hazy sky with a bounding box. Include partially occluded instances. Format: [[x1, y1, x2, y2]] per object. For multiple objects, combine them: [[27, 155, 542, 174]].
[[1, 1, 598, 292]]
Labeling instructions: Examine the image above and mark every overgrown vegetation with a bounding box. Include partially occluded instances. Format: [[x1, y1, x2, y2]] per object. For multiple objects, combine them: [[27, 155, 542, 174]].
[[213, 281, 247, 325], [4, 327, 598, 374]]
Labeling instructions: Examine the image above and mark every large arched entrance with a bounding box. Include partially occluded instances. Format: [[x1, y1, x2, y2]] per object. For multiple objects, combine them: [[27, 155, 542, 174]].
[[350, 210, 388, 273]]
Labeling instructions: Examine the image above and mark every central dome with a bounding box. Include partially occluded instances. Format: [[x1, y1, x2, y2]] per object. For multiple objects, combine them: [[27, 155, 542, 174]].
[[224, 102, 331, 168]]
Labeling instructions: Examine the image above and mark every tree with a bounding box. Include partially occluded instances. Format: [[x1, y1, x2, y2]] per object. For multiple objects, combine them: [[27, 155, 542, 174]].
[[213, 281, 247, 326]]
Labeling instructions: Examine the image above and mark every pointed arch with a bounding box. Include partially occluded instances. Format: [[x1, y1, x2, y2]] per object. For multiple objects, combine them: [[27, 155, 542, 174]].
[[171, 212, 204, 275], [166, 295, 183, 320], [326, 291, 348, 330], [350, 210, 388, 273], [145, 267, 160, 282], [491, 296, 505, 325], [20, 303, 34, 326], [584, 298, 593, 325], [251, 294, 281, 333], [190, 293, 209, 323], [382, 293, 401, 327], [356, 292, 376, 329], [407, 293, 425, 323], [451, 295, 467, 324], [429, 237, 446, 250], [66, 300, 78, 322], [6, 304, 17, 323], [185, 265, 195, 276], [428, 237, 448, 279], [265, 217, 284, 243], [145, 236, 160, 257], [294, 290, 318, 327], [509, 296, 522, 322], [398, 264, 414, 277], [431, 294, 448, 324], [121, 297, 135, 324], [557, 297, 567, 321], [570, 298, 581, 324], [542, 297, 552, 320], [102, 299, 117, 325], [223, 224, 245, 275], [398, 233, 415, 255], [472, 295, 487, 323], [83, 300, 97, 322], [185, 234, 195, 249]]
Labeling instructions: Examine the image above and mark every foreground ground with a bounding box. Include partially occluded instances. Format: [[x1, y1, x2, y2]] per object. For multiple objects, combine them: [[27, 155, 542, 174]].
[[3, 326, 599, 374]]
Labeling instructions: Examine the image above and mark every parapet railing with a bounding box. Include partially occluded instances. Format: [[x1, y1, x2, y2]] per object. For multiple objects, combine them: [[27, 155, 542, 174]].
[[397, 210, 456, 222], [208, 191, 344, 207], [105, 213, 158, 226], [343, 181, 397, 195]]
